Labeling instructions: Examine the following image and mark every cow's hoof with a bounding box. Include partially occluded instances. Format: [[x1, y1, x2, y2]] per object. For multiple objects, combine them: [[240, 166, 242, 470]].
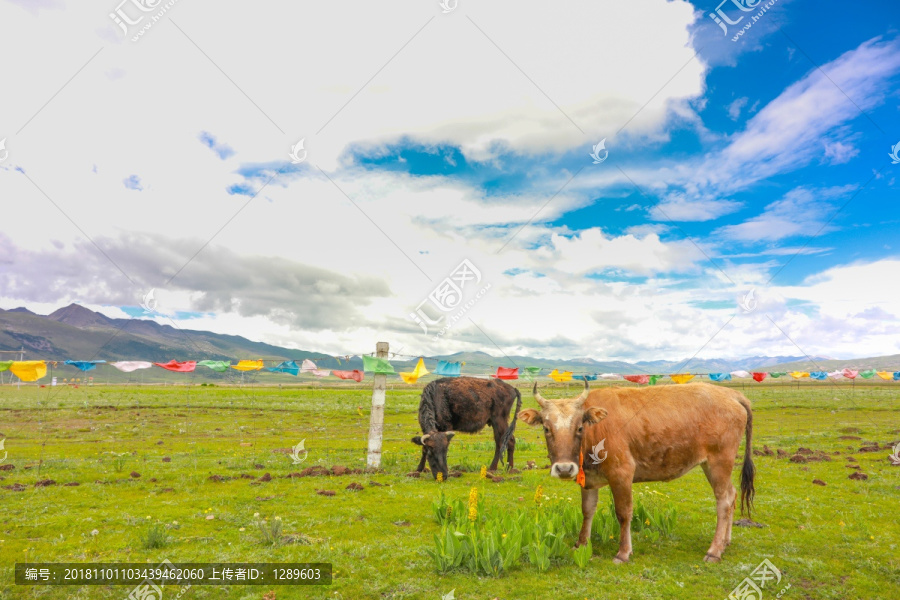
[[704, 553, 721, 563], [612, 555, 629, 564]]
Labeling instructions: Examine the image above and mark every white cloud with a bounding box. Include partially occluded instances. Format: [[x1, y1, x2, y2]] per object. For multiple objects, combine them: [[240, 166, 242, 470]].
[[727, 96, 749, 120]]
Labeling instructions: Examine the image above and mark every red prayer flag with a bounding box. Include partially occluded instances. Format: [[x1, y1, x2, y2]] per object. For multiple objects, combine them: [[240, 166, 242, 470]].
[[624, 374, 650, 385], [332, 370, 364, 382], [752, 372, 767, 382], [493, 367, 519, 380], [153, 360, 197, 373], [842, 368, 858, 379]]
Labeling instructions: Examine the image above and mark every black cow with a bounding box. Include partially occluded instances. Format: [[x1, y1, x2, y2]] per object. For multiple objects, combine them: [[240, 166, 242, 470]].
[[411, 377, 522, 479]]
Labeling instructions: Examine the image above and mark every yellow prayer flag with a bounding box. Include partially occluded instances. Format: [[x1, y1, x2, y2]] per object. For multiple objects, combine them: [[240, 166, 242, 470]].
[[670, 373, 695, 384], [10, 361, 48, 382], [876, 371, 893, 380], [548, 369, 573, 382], [790, 371, 810, 379], [400, 358, 429, 384], [231, 360, 264, 371]]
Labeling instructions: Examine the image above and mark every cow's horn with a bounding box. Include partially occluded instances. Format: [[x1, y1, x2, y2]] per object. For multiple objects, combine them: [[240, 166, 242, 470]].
[[532, 382, 549, 409], [578, 377, 590, 402], [421, 433, 431, 443]]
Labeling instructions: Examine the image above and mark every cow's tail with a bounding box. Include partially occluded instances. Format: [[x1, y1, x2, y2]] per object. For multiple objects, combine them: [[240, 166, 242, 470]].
[[738, 397, 756, 519], [498, 386, 522, 465]]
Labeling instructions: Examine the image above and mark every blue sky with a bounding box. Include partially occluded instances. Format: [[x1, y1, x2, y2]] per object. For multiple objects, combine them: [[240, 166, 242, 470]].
[[1, 0, 899, 361]]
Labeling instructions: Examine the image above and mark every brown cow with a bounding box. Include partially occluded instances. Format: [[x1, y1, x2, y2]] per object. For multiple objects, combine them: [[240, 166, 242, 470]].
[[519, 379, 755, 563]]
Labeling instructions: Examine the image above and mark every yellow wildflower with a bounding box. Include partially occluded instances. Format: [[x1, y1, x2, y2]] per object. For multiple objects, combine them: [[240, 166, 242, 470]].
[[480, 466, 487, 479], [645, 519, 650, 526], [468, 487, 478, 522], [436, 472, 444, 483], [534, 484, 544, 505]]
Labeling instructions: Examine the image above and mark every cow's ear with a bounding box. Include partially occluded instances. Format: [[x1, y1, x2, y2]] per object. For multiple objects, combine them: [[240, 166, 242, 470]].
[[519, 408, 543, 426], [583, 407, 608, 425], [411, 436, 424, 446]]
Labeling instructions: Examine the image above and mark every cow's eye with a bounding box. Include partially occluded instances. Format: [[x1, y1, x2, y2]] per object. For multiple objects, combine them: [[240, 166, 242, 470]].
[[543, 426, 550, 435], [577, 425, 584, 434]]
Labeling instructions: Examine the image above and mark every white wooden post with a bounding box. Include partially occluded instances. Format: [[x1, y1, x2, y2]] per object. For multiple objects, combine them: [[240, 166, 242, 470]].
[[366, 341, 389, 469]]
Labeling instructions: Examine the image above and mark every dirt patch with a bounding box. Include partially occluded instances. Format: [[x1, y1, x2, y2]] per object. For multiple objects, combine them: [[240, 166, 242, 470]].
[[839, 435, 861, 440], [299, 466, 329, 477], [839, 427, 862, 434], [776, 449, 788, 458], [846, 456, 857, 461], [4, 483, 27, 491], [812, 479, 826, 486], [789, 454, 807, 463], [797, 447, 814, 455], [734, 519, 765, 528], [848, 472, 868, 481], [256, 496, 276, 501], [34, 479, 56, 487], [0, 464, 14, 471], [207, 475, 229, 482], [487, 475, 505, 483], [160, 488, 175, 493], [346, 482, 364, 491], [753, 445, 775, 457], [130, 472, 141, 478], [316, 490, 336, 496], [393, 521, 411, 527], [258, 473, 272, 482], [271, 448, 293, 455], [858, 445, 880, 453], [253, 463, 265, 469], [240, 474, 255, 479], [406, 471, 421, 478], [64, 482, 80, 486], [331, 466, 349, 476], [368, 481, 385, 487], [846, 465, 861, 470], [162, 457, 171, 463]]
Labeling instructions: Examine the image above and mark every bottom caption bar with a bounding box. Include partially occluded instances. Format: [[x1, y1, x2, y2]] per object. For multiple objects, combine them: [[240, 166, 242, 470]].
[[15, 562, 332, 585]]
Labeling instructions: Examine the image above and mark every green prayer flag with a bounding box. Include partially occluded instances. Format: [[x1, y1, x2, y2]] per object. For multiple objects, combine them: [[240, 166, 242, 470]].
[[0, 361, 12, 372], [768, 372, 786, 378], [362, 355, 395, 375], [197, 360, 230, 372], [521, 366, 542, 381], [858, 369, 876, 379], [649, 375, 661, 385]]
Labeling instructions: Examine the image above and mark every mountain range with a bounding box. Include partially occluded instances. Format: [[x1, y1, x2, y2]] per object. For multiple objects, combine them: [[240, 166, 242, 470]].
[[1, 304, 894, 378]]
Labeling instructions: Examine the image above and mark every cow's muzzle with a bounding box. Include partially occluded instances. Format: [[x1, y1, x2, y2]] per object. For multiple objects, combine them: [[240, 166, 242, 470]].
[[550, 462, 578, 480]]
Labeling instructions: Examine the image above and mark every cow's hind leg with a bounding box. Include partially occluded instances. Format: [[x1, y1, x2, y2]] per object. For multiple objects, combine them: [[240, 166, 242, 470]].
[[487, 422, 507, 472], [506, 434, 515, 470], [609, 474, 635, 564], [576, 487, 599, 548], [701, 454, 737, 562]]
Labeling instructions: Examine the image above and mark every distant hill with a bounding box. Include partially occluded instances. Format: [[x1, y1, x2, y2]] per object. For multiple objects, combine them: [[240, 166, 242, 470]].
[[1, 304, 895, 381]]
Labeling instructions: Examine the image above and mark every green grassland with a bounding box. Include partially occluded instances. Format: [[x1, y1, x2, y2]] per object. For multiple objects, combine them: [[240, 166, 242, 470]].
[[0, 381, 898, 599]]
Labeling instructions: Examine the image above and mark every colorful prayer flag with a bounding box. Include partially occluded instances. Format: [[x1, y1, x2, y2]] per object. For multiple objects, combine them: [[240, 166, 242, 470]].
[[400, 358, 429, 384], [153, 360, 197, 373], [493, 367, 519, 380]]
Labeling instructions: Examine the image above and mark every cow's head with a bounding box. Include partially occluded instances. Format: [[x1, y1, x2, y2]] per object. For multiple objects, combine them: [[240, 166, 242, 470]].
[[519, 380, 607, 480], [411, 431, 455, 480]]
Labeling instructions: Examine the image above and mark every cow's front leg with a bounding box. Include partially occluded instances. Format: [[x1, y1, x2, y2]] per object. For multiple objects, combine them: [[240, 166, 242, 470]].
[[609, 474, 635, 564], [575, 487, 599, 548], [416, 446, 427, 472]]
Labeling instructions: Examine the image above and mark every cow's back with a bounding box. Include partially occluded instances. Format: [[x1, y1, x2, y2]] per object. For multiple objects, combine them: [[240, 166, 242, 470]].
[[585, 383, 749, 482]]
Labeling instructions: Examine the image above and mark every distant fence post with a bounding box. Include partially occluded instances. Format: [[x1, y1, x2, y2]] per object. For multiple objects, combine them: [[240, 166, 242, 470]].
[[366, 341, 389, 469]]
